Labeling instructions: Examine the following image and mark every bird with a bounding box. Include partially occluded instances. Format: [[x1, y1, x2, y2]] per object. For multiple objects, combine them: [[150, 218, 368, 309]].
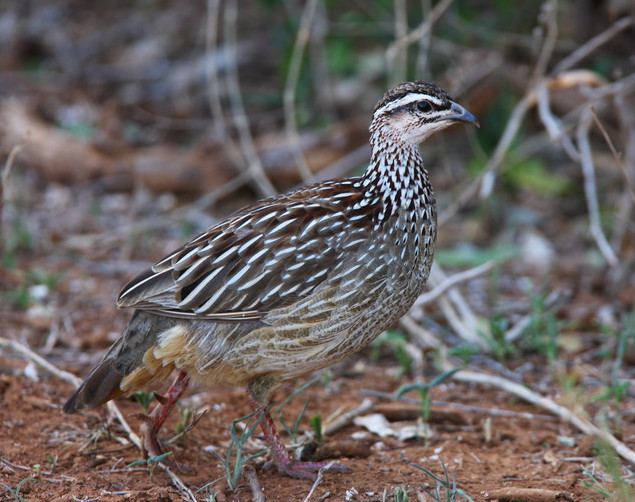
[[64, 81, 479, 479]]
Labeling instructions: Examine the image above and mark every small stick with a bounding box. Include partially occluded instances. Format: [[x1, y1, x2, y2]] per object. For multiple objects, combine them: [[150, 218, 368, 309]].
[[415, 260, 495, 306], [400, 314, 439, 347], [590, 106, 635, 204], [159, 465, 197, 502], [485, 488, 573, 502], [322, 398, 374, 437], [478, 93, 534, 199], [0, 337, 82, 387], [223, 0, 276, 198], [530, 0, 558, 84], [360, 389, 556, 421]]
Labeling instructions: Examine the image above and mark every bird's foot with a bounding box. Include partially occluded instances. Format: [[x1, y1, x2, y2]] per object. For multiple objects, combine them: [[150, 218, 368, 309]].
[[138, 415, 190, 472], [136, 371, 191, 471], [266, 457, 349, 480]]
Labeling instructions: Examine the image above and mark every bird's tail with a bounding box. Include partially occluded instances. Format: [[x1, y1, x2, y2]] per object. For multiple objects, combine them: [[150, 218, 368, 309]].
[[64, 310, 176, 413], [63, 355, 125, 412]]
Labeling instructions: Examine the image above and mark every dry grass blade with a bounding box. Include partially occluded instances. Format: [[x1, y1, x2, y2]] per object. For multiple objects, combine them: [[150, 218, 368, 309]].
[[590, 106, 635, 205], [159, 464, 198, 502]]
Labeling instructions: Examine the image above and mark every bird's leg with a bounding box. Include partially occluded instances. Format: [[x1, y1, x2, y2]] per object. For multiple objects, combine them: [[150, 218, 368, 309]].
[[139, 370, 190, 460], [246, 392, 349, 479]]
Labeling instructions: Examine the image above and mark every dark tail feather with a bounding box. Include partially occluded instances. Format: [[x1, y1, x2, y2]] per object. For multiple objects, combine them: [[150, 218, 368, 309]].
[[64, 358, 125, 413], [64, 310, 174, 414]]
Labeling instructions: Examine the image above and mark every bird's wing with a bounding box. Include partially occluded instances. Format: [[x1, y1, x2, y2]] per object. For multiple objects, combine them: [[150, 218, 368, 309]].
[[117, 181, 376, 321]]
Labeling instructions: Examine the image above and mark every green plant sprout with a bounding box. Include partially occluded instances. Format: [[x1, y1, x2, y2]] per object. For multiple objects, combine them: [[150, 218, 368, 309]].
[[395, 368, 462, 424], [203, 409, 267, 491], [371, 330, 413, 377], [522, 295, 560, 363], [134, 390, 155, 414], [478, 315, 517, 361], [0, 477, 37, 502], [128, 451, 173, 477], [310, 414, 323, 444], [581, 441, 634, 502], [278, 397, 310, 444], [410, 457, 475, 502], [394, 485, 409, 502]]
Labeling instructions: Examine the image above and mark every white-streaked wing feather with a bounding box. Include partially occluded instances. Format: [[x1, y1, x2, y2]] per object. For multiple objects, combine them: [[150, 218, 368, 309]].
[[117, 180, 375, 321]]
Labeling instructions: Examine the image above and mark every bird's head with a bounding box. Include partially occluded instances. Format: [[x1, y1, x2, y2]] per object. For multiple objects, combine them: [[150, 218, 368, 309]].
[[370, 81, 479, 145]]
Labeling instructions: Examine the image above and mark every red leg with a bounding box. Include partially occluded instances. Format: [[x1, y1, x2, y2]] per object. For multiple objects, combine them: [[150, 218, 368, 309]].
[[247, 394, 349, 479], [140, 371, 190, 459]]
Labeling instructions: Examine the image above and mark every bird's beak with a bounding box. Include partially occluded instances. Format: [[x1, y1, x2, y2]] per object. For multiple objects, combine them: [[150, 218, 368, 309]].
[[446, 101, 480, 127]]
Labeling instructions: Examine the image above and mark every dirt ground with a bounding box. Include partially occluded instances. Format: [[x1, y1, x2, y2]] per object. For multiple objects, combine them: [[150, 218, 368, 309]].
[[2, 1, 635, 501], [0, 351, 621, 502]]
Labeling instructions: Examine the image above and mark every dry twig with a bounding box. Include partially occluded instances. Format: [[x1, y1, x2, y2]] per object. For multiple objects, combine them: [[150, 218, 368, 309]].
[[322, 398, 374, 437], [223, 0, 276, 198], [416, 260, 495, 306], [552, 17, 634, 75], [576, 107, 619, 266], [159, 464, 198, 502]]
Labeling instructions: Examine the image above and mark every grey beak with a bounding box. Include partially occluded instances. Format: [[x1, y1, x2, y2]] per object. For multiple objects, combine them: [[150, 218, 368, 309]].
[[447, 101, 480, 127]]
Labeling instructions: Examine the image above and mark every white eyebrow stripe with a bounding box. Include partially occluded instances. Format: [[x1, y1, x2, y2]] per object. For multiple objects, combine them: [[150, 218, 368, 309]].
[[376, 93, 445, 114]]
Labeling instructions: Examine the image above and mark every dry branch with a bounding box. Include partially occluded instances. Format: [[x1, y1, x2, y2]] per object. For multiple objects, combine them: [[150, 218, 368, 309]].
[[283, 0, 320, 182], [450, 368, 635, 465], [0, 100, 233, 193]]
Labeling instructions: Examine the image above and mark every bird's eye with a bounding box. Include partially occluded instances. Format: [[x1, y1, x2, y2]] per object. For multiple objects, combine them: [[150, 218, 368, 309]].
[[416, 101, 432, 112]]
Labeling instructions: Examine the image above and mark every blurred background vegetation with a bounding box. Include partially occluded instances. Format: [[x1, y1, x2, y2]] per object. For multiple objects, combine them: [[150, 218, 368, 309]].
[[0, 0, 634, 497]]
